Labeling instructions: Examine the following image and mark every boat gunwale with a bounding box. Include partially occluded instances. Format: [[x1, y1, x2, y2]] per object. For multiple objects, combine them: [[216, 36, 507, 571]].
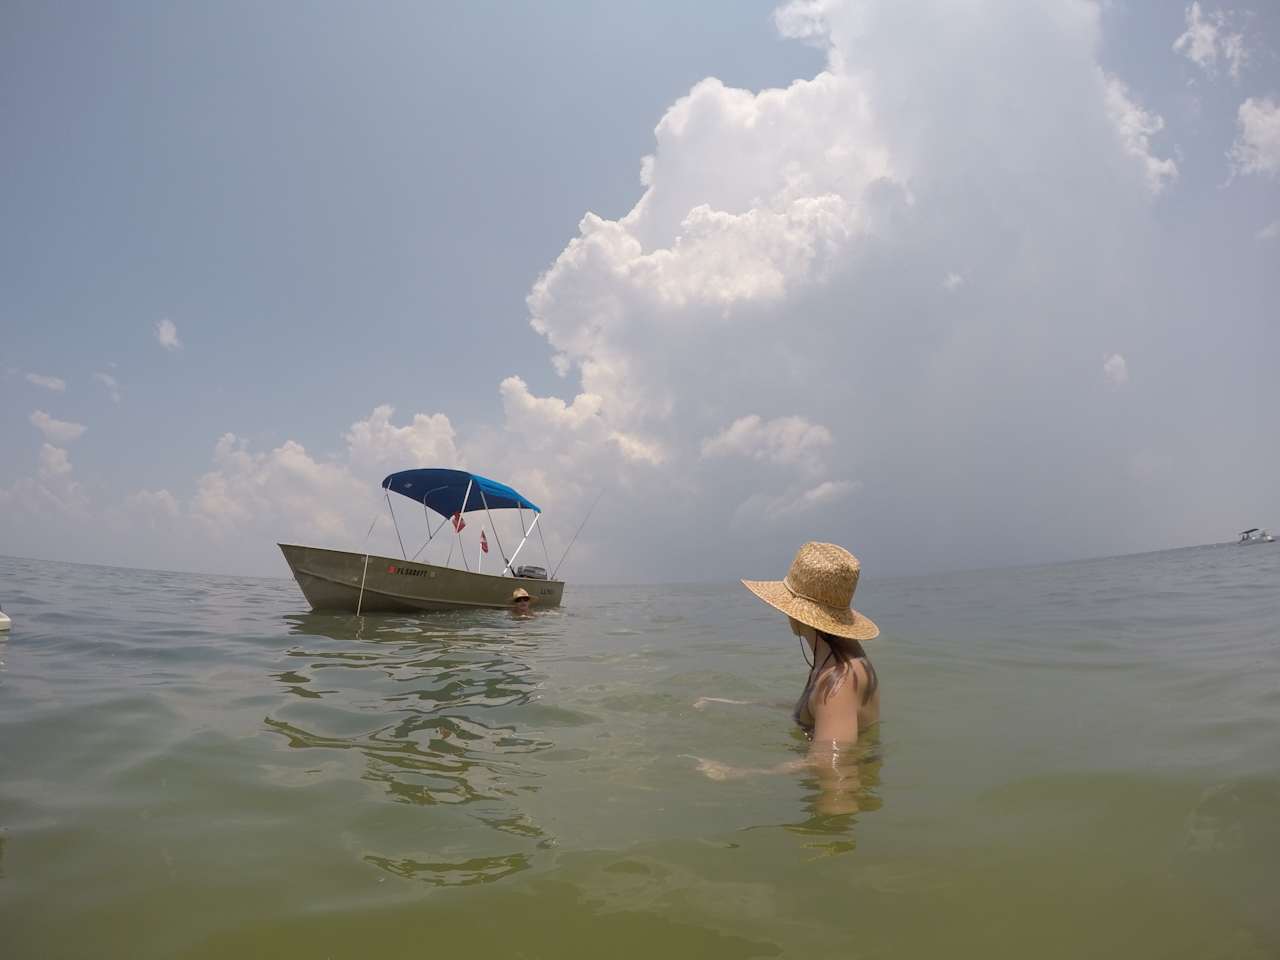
[[278, 543, 565, 587]]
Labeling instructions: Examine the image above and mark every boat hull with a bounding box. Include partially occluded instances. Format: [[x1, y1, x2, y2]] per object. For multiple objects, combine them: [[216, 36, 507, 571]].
[[278, 543, 565, 613]]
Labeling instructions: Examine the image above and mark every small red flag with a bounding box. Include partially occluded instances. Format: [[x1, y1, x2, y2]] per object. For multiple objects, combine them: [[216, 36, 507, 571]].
[[451, 512, 466, 533], [480, 530, 489, 554]]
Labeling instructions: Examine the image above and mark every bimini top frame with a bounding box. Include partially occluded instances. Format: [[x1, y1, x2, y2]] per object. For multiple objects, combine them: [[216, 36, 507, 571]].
[[383, 468, 540, 516], [378, 468, 549, 578]]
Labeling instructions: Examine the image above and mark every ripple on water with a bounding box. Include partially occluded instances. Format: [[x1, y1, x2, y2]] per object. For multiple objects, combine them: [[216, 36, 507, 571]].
[[2, 550, 1279, 958], [249, 617, 563, 890], [1179, 777, 1280, 944]]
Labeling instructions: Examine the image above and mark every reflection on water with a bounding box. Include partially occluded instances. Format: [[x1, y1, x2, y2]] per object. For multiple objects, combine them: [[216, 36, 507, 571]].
[[690, 720, 886, 859], [786, 744, 884, 858], [364, 851, 532, 887], [268, 612, 556, 884]]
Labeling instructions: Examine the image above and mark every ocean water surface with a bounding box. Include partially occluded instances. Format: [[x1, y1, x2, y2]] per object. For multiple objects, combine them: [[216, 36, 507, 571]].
[[1, 545, 1277, 958]]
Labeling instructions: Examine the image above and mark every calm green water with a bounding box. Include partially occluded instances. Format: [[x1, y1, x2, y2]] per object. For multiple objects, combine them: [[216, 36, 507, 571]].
[[1, 545, 1277, 958]]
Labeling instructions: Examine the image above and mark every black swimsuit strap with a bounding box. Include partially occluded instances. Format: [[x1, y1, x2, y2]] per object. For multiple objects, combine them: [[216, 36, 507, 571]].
[[806, 650, 836, 694], [794, 651, 832, 732]]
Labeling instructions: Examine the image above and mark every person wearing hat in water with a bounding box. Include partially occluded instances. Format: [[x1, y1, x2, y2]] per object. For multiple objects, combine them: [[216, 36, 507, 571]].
[[510, 587, 533, 618], [690, 542, 879, 810], [742, 541, 880, 748]]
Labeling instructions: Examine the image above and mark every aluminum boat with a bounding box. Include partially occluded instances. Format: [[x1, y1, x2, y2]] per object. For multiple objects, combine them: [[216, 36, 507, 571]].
[[280, 468, 565, 613]]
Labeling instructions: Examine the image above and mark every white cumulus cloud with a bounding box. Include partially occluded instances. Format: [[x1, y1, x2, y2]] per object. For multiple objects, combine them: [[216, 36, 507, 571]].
[[30, 410, 87, 443], [1102, 74, 1178, 194], [122, 489, 181, 530], [7, 0, 1212, 580], [192, 433, 367, 541], [93, 372, 121, 403], [154, 318, 182, 351], [1258, 220, 1280, 241], [344, 404, 460, 474], [38, 442, 72, 477], [1103, 353, 1129, 386], [179, 406, 477, 558], [26, 372, 66, 391], [734, 479, 859, 526], [1173, 3, 1248, 82], [499, 375, 666, 466], [494, 0, 1181, 573], [701, 414, 834, 466], [1230, 97, 1280, 179], [0, 443, 89, 516]]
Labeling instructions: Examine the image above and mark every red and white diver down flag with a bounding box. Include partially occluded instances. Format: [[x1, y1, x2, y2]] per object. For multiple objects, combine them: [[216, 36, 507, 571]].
[[451, 512, 466, 533], [480, 530, 489, 554]]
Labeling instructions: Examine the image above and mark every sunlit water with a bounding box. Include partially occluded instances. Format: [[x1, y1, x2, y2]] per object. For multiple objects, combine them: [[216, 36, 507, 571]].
[[1, 545, 1277, 958]]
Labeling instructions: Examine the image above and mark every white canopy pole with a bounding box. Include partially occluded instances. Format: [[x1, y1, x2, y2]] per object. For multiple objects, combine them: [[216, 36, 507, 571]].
[[385, 490, 407, 560], [478, 487, 510, 573], [454, 478, 473, 572], [409, 485, 451, 561], [503, 512, 540, 576]]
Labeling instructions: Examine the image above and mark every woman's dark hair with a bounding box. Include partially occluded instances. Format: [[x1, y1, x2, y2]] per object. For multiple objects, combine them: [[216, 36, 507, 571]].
[[814, 630, 878, 706]]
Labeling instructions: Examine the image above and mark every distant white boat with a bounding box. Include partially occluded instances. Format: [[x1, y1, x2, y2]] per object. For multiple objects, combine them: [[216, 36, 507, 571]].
[[1237, 528, 1275, 545], [0, 607, 10, 631]]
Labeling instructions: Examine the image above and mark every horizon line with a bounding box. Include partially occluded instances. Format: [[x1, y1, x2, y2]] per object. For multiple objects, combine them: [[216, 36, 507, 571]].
[[0, 539, 1244, 588]]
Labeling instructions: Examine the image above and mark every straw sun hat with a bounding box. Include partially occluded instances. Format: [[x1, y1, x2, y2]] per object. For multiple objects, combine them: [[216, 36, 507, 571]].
[[741, 541, 880, 641]]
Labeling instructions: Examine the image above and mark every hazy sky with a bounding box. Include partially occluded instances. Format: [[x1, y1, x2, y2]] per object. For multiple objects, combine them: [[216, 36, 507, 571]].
[[3, 0, 1278, 583]]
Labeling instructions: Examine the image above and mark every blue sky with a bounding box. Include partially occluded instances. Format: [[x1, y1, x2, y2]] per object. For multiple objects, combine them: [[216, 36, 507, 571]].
[[3, 1, 1278, 581], [2, 1, 815, 477]]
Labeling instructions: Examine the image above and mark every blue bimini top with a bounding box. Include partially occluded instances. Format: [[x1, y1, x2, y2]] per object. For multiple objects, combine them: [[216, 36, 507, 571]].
[[381, 468, 541, 517]]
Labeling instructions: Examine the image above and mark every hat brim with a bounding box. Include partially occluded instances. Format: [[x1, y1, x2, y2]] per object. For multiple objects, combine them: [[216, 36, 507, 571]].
[[741, 578, 880, 641]]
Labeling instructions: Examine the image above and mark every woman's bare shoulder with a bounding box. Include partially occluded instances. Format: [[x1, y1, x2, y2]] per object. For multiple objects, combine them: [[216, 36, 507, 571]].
[[810, 669, 859, 743]]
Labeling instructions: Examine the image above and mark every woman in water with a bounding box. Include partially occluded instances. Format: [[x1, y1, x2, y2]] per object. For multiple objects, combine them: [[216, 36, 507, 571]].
[[691, 541, 880, 816], [742, 541, 879, 748]]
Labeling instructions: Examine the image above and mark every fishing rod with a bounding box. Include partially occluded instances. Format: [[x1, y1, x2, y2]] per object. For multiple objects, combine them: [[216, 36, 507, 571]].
[[552, 490, 603, 580]]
